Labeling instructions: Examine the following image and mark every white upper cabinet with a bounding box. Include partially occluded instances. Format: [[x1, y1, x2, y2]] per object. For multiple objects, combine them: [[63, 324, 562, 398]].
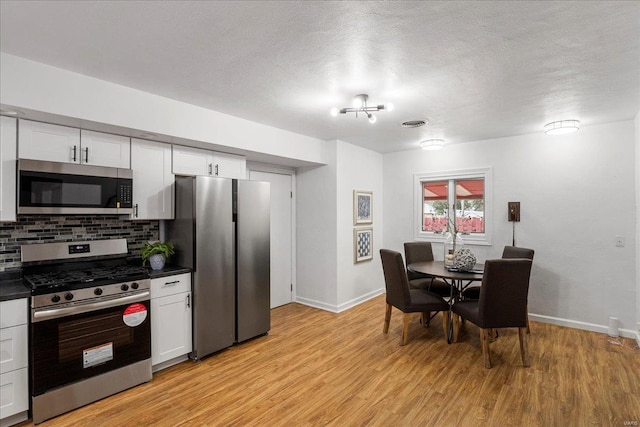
[[172, 145, 213, 176], [0, 116, 17, 222], [131, 139, 174, 220], [79, 130, 131, 168], [19, 120, 130, 168], [172, 145, 245, 179], [212, 151, 246, 179], [19, 120, 81, 164]]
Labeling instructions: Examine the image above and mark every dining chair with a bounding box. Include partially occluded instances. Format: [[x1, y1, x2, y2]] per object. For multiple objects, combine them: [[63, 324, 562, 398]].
[[462, 245, 535, 333], [452, 258, 533, 368], [403, 242, 455, 298], [380, 249, 450, 345]]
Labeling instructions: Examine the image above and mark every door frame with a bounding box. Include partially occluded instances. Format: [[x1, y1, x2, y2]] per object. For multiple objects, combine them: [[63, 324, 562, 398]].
[[246, 162, 296, 305]]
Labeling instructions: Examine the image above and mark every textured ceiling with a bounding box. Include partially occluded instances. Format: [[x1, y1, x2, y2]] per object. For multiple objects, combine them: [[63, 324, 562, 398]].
[[1, 1, 639, 153]]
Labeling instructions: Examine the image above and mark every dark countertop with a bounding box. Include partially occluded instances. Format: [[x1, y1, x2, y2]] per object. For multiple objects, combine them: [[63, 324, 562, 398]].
[[0, 271, 31, 301], [147, 264, 191, 279]]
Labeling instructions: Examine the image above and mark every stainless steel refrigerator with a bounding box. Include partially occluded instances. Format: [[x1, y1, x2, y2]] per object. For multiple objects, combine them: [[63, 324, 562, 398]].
[[167, 175, 270, 360]]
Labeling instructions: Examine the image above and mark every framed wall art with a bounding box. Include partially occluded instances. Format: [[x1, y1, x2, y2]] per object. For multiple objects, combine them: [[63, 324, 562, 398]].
[[354, 227, 373, 263], [353, 190, 373, 225]]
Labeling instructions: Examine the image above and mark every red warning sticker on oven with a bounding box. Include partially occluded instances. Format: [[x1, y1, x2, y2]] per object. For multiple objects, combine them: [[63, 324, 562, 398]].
[[123, 303, 147, 327]]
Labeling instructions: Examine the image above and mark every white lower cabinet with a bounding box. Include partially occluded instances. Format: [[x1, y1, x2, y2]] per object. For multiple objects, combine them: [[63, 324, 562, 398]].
[[150, 273, 192, 371], [0, 299, 28, 427]]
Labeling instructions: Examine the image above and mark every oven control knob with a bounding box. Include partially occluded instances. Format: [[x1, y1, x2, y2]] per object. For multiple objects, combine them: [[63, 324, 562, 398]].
[[131, 282, 139, 290], [121, 284, 129, 291], [51, 295, 61, 303], [94, 288, 103, 296], [64, 292, 74, 301]]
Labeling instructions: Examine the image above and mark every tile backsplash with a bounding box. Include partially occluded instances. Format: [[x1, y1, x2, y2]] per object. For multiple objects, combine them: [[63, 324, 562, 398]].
[[0, 216, 159, 272]]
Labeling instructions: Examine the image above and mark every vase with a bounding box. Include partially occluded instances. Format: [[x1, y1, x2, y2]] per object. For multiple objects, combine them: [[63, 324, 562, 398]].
[[443, 232, 465, 267], [149, 254, 166, 270]]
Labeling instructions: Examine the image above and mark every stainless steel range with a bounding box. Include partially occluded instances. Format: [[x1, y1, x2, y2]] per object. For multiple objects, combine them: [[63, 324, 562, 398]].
[[21, 239, 152, 425]]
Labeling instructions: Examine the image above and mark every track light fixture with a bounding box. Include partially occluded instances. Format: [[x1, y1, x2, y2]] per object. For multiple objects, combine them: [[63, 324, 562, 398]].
[[330, 94, 393, 124]]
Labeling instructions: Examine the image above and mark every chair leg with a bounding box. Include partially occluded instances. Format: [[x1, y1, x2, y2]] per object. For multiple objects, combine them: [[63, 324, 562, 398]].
[[401, 313, 411, 345], [383, 303, 392, 334], [526, 304, 531, 334], [452, 313, 460, 342], [443, 311, 451, 340], [519, 327, 530, 367], [480, 328, 492, 368]]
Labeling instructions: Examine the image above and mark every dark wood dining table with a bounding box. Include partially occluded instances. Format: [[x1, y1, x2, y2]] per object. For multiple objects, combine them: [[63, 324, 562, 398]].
[[407, 260, 484, 343]]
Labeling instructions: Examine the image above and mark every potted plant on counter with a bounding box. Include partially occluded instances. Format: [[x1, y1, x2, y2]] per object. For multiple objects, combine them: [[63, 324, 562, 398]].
[[141, 241, 175, 271]]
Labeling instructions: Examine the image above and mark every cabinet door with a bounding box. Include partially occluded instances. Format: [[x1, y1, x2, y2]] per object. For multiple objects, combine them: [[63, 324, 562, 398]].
[[0, 368, 29, 418], [18, 120, 81, 164], [131, 139, 174, 220], [80, 130, 131, 168], [0, 325, 28, 374], [151, 292, 192, 366], [172, 146, 214, 176], [0, 116, 17, 222], [211, 151, 246, 179]]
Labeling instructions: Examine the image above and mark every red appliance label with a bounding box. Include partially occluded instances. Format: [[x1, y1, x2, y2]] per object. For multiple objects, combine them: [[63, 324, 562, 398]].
[[123, 303, 147, 327]]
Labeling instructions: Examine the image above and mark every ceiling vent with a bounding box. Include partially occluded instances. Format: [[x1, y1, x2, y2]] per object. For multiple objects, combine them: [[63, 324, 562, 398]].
[[401, 120, 427, 128]]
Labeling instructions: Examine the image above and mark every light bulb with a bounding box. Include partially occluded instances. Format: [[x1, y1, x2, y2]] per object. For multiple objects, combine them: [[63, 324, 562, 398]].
[[368, 114, 377, 123], [330, 107, 338, 117], [386, 103, 394, 112]]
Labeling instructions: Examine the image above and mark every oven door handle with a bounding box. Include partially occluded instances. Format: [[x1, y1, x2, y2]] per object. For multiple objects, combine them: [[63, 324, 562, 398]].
[[32, 292, 150, 322]]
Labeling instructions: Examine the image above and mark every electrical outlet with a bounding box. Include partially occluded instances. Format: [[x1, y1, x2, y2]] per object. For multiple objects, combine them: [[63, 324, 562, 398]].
[[615, 236, 625, 247]]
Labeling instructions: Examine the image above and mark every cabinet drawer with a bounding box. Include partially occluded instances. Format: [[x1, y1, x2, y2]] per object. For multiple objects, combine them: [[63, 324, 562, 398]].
[[0, 299, 28, 329], [151, 273, 191, 299], [0, 325, 28, 374], [0, 367, 29, 418]]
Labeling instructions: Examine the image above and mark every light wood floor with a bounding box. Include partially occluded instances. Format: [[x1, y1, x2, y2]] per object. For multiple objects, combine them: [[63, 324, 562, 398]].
[[19, 295, 640, 426]]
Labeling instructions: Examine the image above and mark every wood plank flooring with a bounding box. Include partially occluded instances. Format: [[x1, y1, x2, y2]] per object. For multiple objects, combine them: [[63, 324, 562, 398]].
[[18, 295, 640, 426]]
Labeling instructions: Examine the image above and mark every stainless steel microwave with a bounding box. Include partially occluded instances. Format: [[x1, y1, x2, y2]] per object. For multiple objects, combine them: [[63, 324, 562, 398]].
[[18, 159, 133, 215]]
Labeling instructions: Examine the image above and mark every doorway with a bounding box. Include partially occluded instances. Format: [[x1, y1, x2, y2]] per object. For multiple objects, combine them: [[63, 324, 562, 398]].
[[249, 169, 293, 308]]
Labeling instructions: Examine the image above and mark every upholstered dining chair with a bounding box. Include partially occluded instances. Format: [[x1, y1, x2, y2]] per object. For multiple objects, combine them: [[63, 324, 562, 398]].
[[462, 245, 535, 333], [380, 249, 450, 345], [403, 242, 455, 298], [452, 258, 533, 368]]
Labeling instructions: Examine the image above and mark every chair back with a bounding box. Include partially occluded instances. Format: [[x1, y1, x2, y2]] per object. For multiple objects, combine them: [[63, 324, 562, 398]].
[[404, 242, 435, 280], [380, 249, 412, 308], [478, 259, 533, 328], [502, 246, 534, 260]]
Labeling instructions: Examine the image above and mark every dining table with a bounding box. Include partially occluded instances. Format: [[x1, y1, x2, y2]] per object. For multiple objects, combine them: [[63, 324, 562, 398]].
[[407, 260, 484, 343]]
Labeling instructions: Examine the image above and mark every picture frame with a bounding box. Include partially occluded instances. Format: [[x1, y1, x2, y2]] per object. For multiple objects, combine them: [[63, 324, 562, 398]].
[[354, 227, 373, 263], [353, 190, 373, 225]]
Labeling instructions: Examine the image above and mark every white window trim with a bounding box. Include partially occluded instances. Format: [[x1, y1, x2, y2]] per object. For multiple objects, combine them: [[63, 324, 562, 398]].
[[414, 167, 492, 246]]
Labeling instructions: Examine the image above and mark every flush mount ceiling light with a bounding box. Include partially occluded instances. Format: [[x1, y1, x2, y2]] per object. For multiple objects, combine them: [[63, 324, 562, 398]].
[[544, 120, 580, 135], [330, 94, 393, 124], [401, 119, 428, 128], [420, 139, 445, 151]]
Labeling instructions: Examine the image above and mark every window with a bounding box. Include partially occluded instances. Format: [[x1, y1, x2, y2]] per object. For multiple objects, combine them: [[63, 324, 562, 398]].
[[415, 168, 491, 245]]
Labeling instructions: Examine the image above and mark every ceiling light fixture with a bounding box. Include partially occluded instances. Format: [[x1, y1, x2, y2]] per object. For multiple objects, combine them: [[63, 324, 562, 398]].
[[330, 94, 392, 124], [420, 139, 445, 151], [544, 120, 580, 135]]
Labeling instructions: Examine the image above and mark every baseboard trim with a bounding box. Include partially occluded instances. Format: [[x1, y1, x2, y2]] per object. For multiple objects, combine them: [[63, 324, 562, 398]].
[[529, 313, 638, 339], [636, 331, 640, 348], [296, 288, 384, 313]]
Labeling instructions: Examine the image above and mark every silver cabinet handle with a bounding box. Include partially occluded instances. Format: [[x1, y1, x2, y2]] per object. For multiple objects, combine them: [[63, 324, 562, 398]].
[[215, 164, 219, 176], [164, 280, 180, 286], [72, 145, 77, 162], [208, 163, 213, 175], [134, 203, 139, 218], [186, 294, 191, 308], [84, 147, 89, 163]]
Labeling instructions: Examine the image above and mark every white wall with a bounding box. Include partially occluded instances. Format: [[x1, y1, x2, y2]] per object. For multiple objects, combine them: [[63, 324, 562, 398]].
[[384, 121, 637, 336], [336, 141, 384, 309], [0, 53, 326, 166], [296, 141, 338, 309], [296, 140, 384, 312], [636, 110, 640, 344]]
